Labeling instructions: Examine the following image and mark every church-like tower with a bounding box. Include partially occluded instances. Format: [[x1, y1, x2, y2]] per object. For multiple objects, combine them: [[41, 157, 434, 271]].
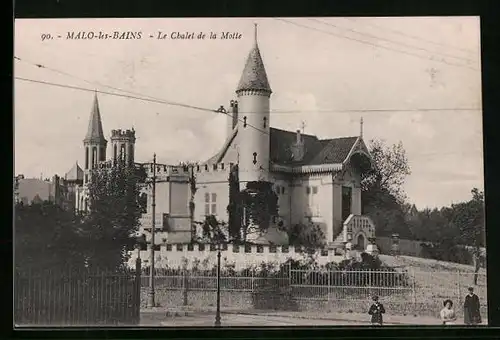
[[236, 24, 272, 184], [83, 92, 107, 184], [110, 128, 136, 166]]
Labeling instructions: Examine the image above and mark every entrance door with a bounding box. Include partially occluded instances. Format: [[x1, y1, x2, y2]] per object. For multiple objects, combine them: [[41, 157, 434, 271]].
[[357, 234, 366, 250]]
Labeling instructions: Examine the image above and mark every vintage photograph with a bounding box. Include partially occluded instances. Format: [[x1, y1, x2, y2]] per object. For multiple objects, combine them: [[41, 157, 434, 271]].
[[14, 17, 485, 327]]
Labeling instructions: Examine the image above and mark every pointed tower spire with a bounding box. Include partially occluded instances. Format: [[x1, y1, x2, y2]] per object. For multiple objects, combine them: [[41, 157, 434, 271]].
[[254, 23, 258, 45], [360, 117, 364, 138], [236, 24, 271, 94], [84, 91, 106, 143]]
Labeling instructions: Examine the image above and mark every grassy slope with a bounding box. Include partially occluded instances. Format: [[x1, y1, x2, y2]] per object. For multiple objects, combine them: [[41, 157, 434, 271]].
[[379, 254, 487, 317]]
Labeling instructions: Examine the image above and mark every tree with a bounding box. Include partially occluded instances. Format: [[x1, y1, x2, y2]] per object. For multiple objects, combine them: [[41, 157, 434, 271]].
[[197, 177, 279, 244], [362, 139, 411, 203], [362, 139, 412, 238], [82, 163, 144, 271], [449, 188, 485, 284], [226, 164, 242, 240], [15, 201, 86, 272], [287, 222, 326, 254], [239, 181, 279, 241]]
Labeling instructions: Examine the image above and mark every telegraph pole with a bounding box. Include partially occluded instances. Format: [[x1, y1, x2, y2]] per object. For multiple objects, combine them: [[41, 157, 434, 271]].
[[147, 153, 157, 308]]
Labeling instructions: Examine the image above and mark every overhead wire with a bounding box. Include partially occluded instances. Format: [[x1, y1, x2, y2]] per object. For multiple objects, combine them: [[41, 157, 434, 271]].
[[15, 57, 480, 115], [309, 18, 477, 64], [16, 75, 484, 158], [345, 17, 478, 55], [274, 18, 479, 72]]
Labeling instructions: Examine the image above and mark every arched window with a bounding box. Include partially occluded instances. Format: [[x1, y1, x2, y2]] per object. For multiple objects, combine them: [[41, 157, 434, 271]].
[[120, 144, 126, 161], [99, 146, 106, 161], [85, 147, 89, 169], [92, 147, 98, 168]]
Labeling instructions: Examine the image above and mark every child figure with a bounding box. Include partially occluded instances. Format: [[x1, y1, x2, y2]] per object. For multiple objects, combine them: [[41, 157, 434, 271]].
[[440, 299, 457, 325], [368, 295, 385, 325]]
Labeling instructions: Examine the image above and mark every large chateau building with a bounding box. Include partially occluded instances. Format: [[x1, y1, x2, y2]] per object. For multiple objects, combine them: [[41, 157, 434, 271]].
[[67, 26, 376, 255]]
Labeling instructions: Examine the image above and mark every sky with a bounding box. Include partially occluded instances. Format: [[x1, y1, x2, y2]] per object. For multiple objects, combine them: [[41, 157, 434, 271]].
[[14, 17, 483, 209]]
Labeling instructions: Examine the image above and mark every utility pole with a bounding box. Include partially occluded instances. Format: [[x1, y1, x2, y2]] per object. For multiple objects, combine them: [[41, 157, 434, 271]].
[[147, 153, 157, 308]]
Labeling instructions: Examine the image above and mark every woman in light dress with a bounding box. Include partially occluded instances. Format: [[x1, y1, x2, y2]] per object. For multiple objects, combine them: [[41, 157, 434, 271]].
[[440, 299, 457, 325]]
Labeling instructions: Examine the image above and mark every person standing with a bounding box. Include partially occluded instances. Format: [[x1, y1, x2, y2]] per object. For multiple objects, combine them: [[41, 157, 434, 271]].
[[368, 295, 385, 325], [464, 287, 482, 325], [440, 299, 457, 325]]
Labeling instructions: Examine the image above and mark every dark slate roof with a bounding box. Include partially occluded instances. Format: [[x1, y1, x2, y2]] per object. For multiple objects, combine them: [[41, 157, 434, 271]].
[[204, 127, 359, 167], [84, 93, 107, 143], [309, 137, 360, 164], [269, 128, 358, 166], [236, 43, 272, 93]]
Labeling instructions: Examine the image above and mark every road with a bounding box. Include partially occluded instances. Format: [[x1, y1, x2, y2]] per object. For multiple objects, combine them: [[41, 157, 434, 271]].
[[142, 312, 367, 327]]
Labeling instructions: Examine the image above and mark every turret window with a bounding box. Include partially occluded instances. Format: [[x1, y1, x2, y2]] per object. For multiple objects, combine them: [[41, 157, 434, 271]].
[[113, 144, 117, 163], [120, 144, 126, 161], [243, 116, 247, 128], [263, 117, 267, 128]]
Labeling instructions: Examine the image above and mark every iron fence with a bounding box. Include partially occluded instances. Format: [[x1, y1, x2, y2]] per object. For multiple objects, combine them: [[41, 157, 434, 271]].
[[14, 264, 141, 327], [142, 265, 487, 316]]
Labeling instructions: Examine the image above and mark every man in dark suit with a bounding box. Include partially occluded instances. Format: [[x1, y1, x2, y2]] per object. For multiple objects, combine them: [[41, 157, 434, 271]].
[[464, 287, 482, 325], [368, 295, 385, 325]]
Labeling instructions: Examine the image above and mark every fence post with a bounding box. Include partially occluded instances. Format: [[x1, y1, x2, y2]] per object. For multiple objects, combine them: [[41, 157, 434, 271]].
[[135, 257, 142, 323], [182, 267, 188, 306], [327, 268, 330, 302], [412, 269, 417, 314], [457, 270, 461, 307]]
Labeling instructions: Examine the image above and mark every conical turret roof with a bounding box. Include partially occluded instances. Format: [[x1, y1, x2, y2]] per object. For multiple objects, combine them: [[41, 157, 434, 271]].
[[84, 92, 107, 144], [236, 24, 272, 94]]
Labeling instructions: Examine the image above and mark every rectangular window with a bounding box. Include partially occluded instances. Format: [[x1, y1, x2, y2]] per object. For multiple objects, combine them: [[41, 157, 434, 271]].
[[269, 245, 277, 253], [210, 244, 216, 251], [282, 245, 289, 253], [232, 244, 240, 253], [205, 192, 217, 215], [257, 245, 264, 253], [198, 244, 205, 251], [188, 244, 194, 251], [321, 249, 328, 256], [245, 244, 251, 253], [176, 244, 183, 251], [222, 244, 228, 251], [281, 187, 286, 194], [306, 186, 311, 194], [312, 186, 318, 194], [166, 244, 172, 251]]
